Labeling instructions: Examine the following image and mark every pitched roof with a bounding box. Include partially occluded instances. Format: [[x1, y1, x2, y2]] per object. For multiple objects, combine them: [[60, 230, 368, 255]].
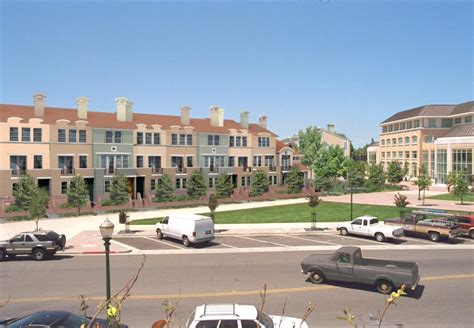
[[0, 104, 277, 136], [368, 141, 380, 147], [440, 123, 474, 138], [381, 105, 456, 124], [451, 101, 474, 116]]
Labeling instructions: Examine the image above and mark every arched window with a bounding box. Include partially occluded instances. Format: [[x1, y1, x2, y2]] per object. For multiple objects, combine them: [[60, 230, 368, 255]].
[[398, 137, 403, 145], [392, 138, 396, 146], [381, 139, 385, 146], [412, 136, 418, 145], [405, 137, 410, 145]]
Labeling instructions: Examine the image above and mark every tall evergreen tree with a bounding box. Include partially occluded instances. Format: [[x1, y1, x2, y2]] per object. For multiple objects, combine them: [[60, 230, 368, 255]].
[[110, 173, 130, 205], [67, 174, 90, 215], [187, 171, 208, 199], [215, 173, 234, 198], [386, 161, 404, 184], [366, 163, 386, 191], [155, 174, 175, 201], [286, 166, 304, 194], [250, 170, 269, 196]]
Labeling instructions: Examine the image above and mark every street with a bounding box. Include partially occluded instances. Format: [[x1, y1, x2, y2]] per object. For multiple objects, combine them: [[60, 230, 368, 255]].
[[1, 248, 473, 327]]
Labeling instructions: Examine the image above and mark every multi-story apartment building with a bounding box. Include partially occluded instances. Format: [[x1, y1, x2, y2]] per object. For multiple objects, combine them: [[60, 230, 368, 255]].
[[0, 94, 308, 202], [370, 101, 473, 184]]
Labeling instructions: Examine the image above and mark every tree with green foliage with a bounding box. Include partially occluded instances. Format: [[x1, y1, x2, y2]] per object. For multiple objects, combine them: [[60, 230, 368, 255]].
[[312, 175, 333, 193], [13, 174, 37, 210], [215, 173, 234, 198], [67, 175, 90, 215], [414, 164, 432, 205], [366, 163, 386, 191], [313, 145, 347, 187], [351, 144, 369, 162], [286, 166, 304, 194], [250, 170, 269, 196], [386, 161, 405, 184], [307, 195, 321, 229], [447, 171, 470, 205], [297, 126, 323, 168], [30, 188, 49, 231], [345, 159, 366, 189], [208, 194, 219, 222], [155, 174, 175, 201], [187, 170, 207, 199], [110, 173, 130, 205]]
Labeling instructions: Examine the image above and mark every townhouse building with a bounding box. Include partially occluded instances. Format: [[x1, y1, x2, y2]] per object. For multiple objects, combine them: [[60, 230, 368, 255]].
[[369, 101, 473, 184], [0, 94, 309, 202]]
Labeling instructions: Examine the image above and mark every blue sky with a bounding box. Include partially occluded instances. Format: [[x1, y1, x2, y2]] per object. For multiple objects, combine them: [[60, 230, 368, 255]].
[[1, 0, 472, 147]]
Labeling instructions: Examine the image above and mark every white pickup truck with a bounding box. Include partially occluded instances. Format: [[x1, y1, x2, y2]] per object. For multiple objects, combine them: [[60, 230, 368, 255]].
[[337, 216, 404, 242]]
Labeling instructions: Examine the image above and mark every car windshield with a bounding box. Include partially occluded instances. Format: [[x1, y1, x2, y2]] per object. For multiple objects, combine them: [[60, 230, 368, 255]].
[[257, 310, 274, 328]]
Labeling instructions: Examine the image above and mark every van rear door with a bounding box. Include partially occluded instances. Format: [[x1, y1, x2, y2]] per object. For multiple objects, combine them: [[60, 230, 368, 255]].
[[195, 219, 214, 241]]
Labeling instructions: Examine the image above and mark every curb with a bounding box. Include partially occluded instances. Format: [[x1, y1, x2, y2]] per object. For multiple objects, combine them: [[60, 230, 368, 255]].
[[62, 249, 133, 255]]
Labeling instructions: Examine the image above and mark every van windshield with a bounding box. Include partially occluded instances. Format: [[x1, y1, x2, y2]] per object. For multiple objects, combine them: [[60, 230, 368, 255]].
[[257, 310, 274, 328]]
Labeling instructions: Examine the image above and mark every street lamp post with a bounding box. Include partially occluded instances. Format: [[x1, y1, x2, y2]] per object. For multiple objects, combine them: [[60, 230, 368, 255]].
[[99, 217, 114, 313]]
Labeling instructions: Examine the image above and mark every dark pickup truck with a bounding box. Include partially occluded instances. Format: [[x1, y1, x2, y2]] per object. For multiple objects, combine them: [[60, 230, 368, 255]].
[[301, 246, 420, 294]]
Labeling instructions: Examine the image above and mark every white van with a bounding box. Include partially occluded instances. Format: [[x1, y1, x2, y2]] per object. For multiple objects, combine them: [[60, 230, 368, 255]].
[[155, 213, 214, 247]]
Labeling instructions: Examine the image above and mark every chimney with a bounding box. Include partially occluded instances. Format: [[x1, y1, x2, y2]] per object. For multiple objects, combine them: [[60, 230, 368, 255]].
[[115, 97, 133, 122], [210, 106, 224, 127], [258, 116, 268, 129], [33, 93, 46, 118], [181, 106, 191, 125], [76, 96, 89, 119], [240, 111, 249, 129], [327, 123, 335, 133]]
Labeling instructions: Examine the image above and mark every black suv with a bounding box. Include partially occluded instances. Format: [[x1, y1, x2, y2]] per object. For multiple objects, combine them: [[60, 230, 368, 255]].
[[0, 230, 66, 261]]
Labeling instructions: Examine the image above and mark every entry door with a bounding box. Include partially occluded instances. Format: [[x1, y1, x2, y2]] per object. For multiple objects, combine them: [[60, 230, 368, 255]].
[[127, 178, 135, 199]]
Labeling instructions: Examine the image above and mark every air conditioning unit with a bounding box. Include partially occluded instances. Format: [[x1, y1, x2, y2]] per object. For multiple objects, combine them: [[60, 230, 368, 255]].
[[212, 148, 217, 154], [111, 146, 118, 152]]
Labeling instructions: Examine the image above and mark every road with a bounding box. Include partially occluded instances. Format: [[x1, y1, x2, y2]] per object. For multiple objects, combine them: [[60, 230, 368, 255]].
[[1, 247, 473, 327]]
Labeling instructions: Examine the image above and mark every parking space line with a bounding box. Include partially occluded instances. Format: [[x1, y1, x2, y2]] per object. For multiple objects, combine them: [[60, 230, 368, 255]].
[[283, 234, 340, 246], [217, 242, 240, 249], [110, 239, 140, 252], [338, 235, 384, 245], [234, 235, 294, 248], [142, 236, 190, 250]]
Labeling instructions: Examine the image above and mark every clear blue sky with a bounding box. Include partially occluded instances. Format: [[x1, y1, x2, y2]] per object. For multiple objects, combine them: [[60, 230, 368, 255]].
[[1, 0, 472, 147]]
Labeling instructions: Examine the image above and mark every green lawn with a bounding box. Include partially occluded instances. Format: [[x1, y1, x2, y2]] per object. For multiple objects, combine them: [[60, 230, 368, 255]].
[[426, 193, 474, 203], [130, 202, 403, 225]]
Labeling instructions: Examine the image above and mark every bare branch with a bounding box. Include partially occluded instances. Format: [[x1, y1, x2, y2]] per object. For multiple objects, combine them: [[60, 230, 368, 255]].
[[300, 300, 317, 328], [259, 284, 267, 312]]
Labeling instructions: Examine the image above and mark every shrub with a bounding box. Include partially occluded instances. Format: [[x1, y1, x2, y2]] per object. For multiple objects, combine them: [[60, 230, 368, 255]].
[[110, 173, 130, 205], [250, 170, 269, 196], [5, 204, 24, 213], [286, 166, 304, 194], [155, 174, 175, 202], [187, 171, 208, 199]]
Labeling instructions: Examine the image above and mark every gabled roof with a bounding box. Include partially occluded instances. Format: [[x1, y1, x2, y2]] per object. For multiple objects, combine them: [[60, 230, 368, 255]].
[[0, 104, 277, 136], [368, 141, 380, 147]]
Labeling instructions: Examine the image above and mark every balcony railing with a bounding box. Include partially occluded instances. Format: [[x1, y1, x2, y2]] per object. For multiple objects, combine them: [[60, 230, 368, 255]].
[[176, 167, 187, 174], [242, 166, 252, 172], [104, 167, 116, 175], [151, 167, 163, 174], [268, 166, 277, 172], [11, 168, 27, 176], [281, 165, 291, 172], [60, 168, 74, 176], [209, 165, 219, 173]]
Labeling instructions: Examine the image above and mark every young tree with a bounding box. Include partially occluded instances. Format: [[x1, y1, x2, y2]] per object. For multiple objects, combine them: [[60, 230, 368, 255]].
[[208, 194, 219, 222], [110, 173, 129, 205], [155, 174, 175, 201], [67, 174, 90, 215], [286, 166, 304, 194], [414, 164, 432, 205], [386, 161, 404, 185], [313, 145, 346, 187], [447, 171, 470, 205], [30, 188, 49, 231], [215, 173, 234, 198], [187, 170, 207, 199], [250, 170, 269, 196], [13, 174, 37, 210], [307, 195, 321, 229], [345, 160, 366, 189], [366, 163, 386, 191], [297, 126, 323, 168]]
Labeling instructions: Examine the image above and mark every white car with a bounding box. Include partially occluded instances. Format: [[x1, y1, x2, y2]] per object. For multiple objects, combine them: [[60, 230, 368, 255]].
[[185, 304, 309, 328], [337, 216, 404, 242], [155, 213, 214, 247]]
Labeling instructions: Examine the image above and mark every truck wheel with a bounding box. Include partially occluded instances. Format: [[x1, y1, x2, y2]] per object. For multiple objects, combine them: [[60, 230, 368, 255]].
[[0, 249, 5, 262], [375, 279, 394, 294], [33, 248, 46, 261], [428, 232, 441, 242], [340, 228, 349, 236], [469, 230, 474, 239], [182, 236, 190, 247], [156, 229, 163, 240], [308, 270, 325, 284], [375, 233, 386, 242]]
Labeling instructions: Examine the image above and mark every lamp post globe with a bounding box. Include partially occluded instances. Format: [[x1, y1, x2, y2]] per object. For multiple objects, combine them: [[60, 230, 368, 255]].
[[100, 217, 115, 239]]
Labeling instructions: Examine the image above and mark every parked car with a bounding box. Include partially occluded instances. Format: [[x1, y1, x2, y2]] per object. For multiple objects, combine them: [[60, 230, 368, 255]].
[[155, 213, 214, 247], [0, 230, 66, 261], [300, 246, 420, 294], [442, 215, 474, 239], [0, 310, 128, 328], [336, 216, 404, 242], [385, 213, 462, 242], [185, 304, 309, 328]]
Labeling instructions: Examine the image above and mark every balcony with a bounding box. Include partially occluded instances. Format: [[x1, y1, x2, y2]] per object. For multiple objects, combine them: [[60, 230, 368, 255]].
[[281, 165, 291, 172], [268, 166, 277, 172], [104, 167, 116, 175], [176, 167, 187, 174], [11, 168, 27, 176], [151, 167, 163, 174], [60, 168, 74, 176], [242, 166, 252, 173], [209, 165, 219, 174]]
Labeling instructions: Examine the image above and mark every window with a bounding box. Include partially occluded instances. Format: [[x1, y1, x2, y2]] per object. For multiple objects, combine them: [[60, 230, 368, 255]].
[[136, 156, 144, 168], [171, 156, 184, 168], [79, 130, 86, 143], [171, 134, 178, 145], [412, 151, 417, 159], [424, 135, 433, 143], [22, 128, 30, 142], [253, 156, 262, 167], [187, 156, 193, 167], [400, 122, 405, 130], [34, 155, 42, 169], [151, 179, 157, 190], [179, 134, 186, 145], [203, 156, 225, 168], [398, 151, 403, 159], [104, 180, 111, 192], [381, 139, 385, 146], [79, 156, 87, 168], [407, 121, 413, 129], [405, 137, 410, 145], [61, 181, 68, 194], [176, 178, 187, 189], [452, 149, 472, 176], [186, 134, 192, 145], [68, 129, 76, 142], [208, 177, 216, 188], [105, 131, 113, 143], [10, 127, 18, 141], [265, 155, 275, 167], [465, 116, 473, 123], [228, 156, 235, 167], [149, 156, 161, 170], [382, 126, 388, 133], [196, 321, 219, 328], [143, 132, 151, 145], [10, 155, 27, 175], [268, 175, 277, 185], [398, 137, 403, 145], [258, 137, 270, 147], [405, 151, 410, 159], [214, 135, 220, 146], [441, 118, 453, 128], [414, 120, 420, 128], [207, 135, 220, 146], [229, 136, 234, 147], [412, 136, 417, 144], [337, 253, 351, 263], [392, 138, 396, 146], [114, 131, 122, 143], [33, 128, 42, 142], [428, 119, 436, 128], [386, 139, 391, 146], [238, 157, 248, 168], [137, 132, 143, 144], [58, 156, 74, 174], [381, 152, 385, 158], [241, 321, 258, 328], [454, 117, 462, 125], [154, 133, 161, 145]]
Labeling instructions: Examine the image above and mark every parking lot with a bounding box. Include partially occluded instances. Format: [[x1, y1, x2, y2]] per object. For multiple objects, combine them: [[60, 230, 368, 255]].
[[112, 231, 474, 252]]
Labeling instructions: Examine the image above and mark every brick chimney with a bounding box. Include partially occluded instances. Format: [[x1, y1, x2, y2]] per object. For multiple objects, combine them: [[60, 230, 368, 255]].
[[181, 106, 191, 125], [327, 123, 335, 133], [76, 96, 89, 119], [115, 97, 133, 122], [210, 106, 224, 127], [258, 116, 268, 129], [33, 93, 46, 118], [240, 111, 249, 129]]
